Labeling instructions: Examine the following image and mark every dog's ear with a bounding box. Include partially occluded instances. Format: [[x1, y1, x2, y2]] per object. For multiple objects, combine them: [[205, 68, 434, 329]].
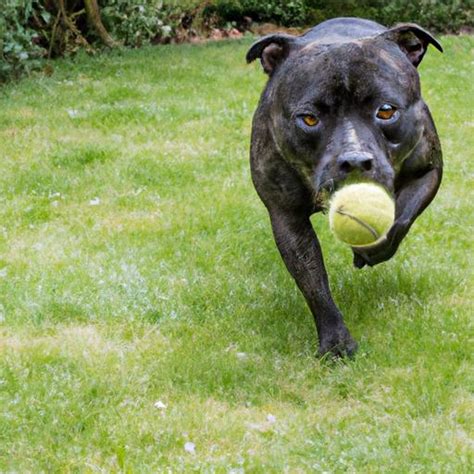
[[383, 23, 443, 67], [246, 34, 298, 75]]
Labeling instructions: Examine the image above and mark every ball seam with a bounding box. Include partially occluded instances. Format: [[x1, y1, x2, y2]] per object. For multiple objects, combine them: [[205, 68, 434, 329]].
[[336, 207, 380, 240]]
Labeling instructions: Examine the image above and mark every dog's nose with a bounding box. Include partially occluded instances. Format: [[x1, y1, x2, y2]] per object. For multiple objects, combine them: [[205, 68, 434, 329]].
[[337, 152, 373, 173]]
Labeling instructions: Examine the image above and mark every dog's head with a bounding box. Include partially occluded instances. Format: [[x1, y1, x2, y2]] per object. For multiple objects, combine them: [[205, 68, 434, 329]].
[[247, 24, 442, 201]]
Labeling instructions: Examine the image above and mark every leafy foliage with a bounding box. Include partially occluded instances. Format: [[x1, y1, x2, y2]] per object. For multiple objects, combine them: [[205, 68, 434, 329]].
[[205, 0, 309, 27], [0, 0, 48, 82], [0, 0, 472, 82], [306, 0, 474, 33], [100, 1, 181, 47], [0, 1, 210, 82], [209, 0, 473, 32]]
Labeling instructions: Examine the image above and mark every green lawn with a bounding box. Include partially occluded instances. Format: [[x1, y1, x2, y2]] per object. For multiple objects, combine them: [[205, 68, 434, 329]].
[[0, 35, 472, 472]]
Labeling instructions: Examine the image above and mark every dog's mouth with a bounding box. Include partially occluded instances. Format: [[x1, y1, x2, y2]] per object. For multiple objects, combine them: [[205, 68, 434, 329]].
[[316, 175, 390, 212], [315, 179, 336, 212]]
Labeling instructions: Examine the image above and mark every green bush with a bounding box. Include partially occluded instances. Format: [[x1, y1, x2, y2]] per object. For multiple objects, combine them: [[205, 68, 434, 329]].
[[0, 0, 197, 82], [0, 0, 48, 82], [208, 0, 473, 32], [305, 0, 474, 33], [0, 0, 472, 83], [100, 0, 190, 47], [205, 0, 308, 27]]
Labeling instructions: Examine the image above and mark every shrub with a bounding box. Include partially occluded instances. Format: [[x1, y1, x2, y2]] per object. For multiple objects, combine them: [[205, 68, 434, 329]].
[[305, 0, 473, 33], [205, 0, 308, 27], [0, 0, 472, 83], [209, 0, 473, 32], [0, 1, 191, 82], [100, 1, 182, 47], [0, 0, 48, 82]]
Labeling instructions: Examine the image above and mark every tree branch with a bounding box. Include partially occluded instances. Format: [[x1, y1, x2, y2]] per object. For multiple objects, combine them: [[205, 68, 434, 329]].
[[83, 0, 120, 48]]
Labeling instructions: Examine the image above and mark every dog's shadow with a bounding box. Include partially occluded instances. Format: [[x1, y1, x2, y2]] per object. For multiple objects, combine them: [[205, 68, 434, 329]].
[[246, 243, 445, 356], [336, 254, 444, 320]]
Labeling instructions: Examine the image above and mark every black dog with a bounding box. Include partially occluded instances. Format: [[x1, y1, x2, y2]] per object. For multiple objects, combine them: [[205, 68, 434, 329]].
[[246, 18, 443, 356]]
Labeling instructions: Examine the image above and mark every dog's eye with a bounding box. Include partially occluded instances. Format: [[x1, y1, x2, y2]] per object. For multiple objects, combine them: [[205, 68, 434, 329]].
[[376, 104, 397, 120], [302, 115, 319, 127]]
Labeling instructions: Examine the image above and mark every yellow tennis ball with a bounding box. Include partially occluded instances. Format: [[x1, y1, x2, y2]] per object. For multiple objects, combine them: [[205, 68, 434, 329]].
[[329, 183, 395, 248]]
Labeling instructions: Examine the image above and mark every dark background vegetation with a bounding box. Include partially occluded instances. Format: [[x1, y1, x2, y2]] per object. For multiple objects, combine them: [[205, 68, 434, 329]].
[[1, 0, 473, 82]]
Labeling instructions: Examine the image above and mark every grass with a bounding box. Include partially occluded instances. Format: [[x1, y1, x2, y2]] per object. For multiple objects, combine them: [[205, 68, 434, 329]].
[[0, 35, 472, 472]]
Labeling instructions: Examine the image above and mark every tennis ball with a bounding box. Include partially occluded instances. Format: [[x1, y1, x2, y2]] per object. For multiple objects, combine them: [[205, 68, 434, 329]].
[[328, 183, 395, 248]]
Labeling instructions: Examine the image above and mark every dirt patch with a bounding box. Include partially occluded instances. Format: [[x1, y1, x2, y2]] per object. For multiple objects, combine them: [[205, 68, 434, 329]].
[[250, 22, 306, 36]]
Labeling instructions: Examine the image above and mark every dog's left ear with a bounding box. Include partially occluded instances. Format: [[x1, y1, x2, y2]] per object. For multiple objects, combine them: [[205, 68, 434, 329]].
[[246, 34, 298, 75], [383, 23, 443, 67]]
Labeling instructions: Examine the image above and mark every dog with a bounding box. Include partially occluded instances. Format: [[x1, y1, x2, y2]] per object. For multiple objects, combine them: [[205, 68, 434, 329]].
[[246, 18, 443, 356]]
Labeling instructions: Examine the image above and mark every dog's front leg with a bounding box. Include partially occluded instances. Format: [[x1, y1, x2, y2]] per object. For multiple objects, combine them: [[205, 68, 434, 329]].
[[353, 166, 442, 268], [269, 209, 357, 357]]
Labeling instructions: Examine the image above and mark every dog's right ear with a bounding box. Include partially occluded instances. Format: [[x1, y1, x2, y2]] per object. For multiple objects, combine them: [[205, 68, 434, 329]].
[[246, 34, 297, 75]]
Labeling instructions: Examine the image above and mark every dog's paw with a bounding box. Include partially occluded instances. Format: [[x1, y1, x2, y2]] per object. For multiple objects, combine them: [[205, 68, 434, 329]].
[[318, 328, 358, 358], [352, 243, 397, 268], [352, 220, 408, 268], [353, 252, 367, 268]]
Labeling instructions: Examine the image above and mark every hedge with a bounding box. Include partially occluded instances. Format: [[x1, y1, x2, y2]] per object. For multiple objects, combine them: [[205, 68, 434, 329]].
[[1, 0, 472, 82]]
